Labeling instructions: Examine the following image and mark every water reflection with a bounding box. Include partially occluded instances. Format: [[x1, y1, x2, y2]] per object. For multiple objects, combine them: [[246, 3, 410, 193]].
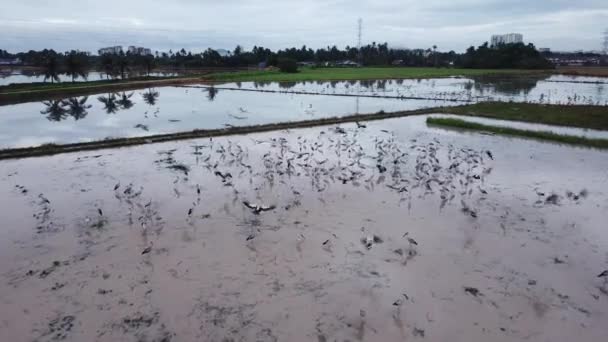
[[466, 75, 544, 95], [207, 86, 218, 101], [62, 97, 92, 120], [116, 92, 135, 110], [40, 100, 67, 121], [142, 88, 160, 106], [0, 68, 182, 86], [97, 94, 120, 114]]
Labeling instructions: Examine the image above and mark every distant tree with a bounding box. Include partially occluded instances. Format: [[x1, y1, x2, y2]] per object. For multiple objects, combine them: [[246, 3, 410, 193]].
[[62, 97, 91, 120], [100, 54, 117, 79], [458, 42, 552, 69], [141, 54, 156, 76], [277, 58, 298, 73], [42, 54, 60, 84], [64, 50, 89, 82], [114, 52, 130, 80], [40, 100, 67, 121]]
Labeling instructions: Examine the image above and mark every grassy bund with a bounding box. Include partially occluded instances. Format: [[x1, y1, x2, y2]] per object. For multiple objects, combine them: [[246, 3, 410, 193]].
[[427, 117, 608, 149]]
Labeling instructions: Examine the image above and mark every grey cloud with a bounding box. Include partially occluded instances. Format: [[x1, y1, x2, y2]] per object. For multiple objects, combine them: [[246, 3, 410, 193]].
[[0, 0, 606, 53]]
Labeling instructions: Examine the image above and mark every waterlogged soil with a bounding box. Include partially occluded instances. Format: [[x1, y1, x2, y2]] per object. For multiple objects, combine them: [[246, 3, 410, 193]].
[[1, 117, 608, 341]]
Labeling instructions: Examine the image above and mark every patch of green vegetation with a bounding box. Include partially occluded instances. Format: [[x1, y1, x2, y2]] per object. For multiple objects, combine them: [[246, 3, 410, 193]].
[[437, 102, 608, 131], [207, 67, 544, 82], [426, 117, 608, 149]]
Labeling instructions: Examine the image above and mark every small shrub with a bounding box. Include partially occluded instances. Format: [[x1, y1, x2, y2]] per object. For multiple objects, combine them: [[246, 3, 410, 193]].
[[278, 58, 298, 73]]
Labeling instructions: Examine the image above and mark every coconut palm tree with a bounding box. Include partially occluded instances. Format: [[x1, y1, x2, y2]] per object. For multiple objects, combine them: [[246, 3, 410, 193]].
[[42, 55, 60, 84], [62, 97, 91, 120], [142, 88, 159, 106], [98, 93, 120, 114], [40, 100, 67, 121], [64, 51, 89, 82]]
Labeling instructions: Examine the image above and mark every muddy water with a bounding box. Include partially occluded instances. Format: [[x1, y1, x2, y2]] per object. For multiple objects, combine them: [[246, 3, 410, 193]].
[[1, 117, 608, 341]]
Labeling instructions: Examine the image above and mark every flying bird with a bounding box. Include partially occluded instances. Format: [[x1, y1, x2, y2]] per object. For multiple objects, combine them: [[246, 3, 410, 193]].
[[141, 245, 153, 255], [98, 208, 103, 216], [598, 270, 608, 278], [486, 151, 494, 160], [243, 201, 275, 214]]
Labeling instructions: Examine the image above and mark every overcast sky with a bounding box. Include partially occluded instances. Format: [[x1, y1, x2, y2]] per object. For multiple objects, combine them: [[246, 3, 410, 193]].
[[1, 0, 607, 54]]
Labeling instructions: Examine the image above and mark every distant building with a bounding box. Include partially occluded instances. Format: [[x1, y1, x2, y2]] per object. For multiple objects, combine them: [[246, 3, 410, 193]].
[[491, 33, 524, 47], [98, 46, 123, 55], [128, 46, 152, 56]]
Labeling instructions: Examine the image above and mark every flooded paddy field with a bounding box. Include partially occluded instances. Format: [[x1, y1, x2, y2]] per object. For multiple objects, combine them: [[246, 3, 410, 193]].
[[217, 75, 608, 105], [1, 116, 607, 341], [0, 69, 182, 86], [0, 87, 449, 149], [1, 74, 608, 150]]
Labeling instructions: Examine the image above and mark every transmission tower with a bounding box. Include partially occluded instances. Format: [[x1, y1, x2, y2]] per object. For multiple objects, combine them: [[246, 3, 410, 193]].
[[603, 29, 608, 55], [357, 18, 363, 65]]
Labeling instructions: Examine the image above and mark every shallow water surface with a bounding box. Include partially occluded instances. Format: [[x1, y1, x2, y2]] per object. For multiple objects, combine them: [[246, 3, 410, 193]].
[[1, 117, 607, 341], [0, 87, 447, 148]]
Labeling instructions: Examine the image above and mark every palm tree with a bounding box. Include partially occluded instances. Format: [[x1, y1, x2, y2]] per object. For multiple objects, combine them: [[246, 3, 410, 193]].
[[40, 100, 67, 121], [42, 55, 60, 84], [115, 52, 130, 80], [117, 92, 134, 109], [62, 97, 91, 120], [100, 54, 116, 80], [98, 93, 120, 114], [432, 45, 438, 67], [142, 55, 156, 76], [142, 88, 159, 106], [64, 51, 89, 82]]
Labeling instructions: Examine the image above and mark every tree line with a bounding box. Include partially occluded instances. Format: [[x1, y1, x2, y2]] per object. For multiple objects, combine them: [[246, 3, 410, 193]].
[[0, 41, 553, 83]]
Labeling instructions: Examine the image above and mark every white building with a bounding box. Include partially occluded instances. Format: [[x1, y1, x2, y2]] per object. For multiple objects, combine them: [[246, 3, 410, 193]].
[[128, 46, 152, 56], [491, 33, 524, 47], [98, 46, 123, 55]]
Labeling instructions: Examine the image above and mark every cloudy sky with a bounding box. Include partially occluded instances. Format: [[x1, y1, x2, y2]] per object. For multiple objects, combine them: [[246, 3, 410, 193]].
[[1, 0, 607, 53]]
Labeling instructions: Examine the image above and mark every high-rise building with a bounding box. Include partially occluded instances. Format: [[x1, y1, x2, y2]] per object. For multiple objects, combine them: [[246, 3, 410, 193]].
[[128, 46, 152, 56], [98, 46, 123, 55], [490, 33, 524, 47]]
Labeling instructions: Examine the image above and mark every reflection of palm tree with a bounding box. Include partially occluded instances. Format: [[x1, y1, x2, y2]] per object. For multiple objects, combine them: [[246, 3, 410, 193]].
[[98, 93, 120, 114], [207, 86, 218, 101], [142, 88, 159, 106], [117, 92, 135, 109], [40, 100, 67, 121], [62, 97, 92, 120]]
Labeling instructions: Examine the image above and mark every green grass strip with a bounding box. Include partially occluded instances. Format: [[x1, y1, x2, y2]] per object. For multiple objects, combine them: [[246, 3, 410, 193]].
[[207, 67, 546, 82], [437, 102, 608, 131], [426, 117, 608, 149]]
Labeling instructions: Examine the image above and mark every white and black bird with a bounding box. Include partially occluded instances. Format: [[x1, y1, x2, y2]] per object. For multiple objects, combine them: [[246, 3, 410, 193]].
[[141, 243, 153, 255], [243, 201, 275, 215]]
